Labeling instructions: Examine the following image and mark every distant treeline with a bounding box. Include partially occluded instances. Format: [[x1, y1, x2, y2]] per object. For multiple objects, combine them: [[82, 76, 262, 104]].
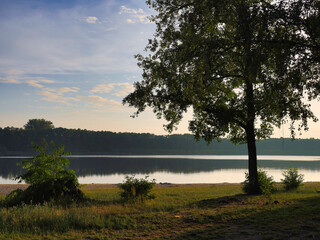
[[0, 127, 320, 156]]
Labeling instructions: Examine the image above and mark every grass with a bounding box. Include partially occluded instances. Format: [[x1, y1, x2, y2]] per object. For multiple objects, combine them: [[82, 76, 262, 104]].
[[0, 183, 320, 239]]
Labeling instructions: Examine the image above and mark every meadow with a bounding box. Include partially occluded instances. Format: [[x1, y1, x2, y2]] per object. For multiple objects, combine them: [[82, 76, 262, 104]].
[[0, 183, 320, 239]]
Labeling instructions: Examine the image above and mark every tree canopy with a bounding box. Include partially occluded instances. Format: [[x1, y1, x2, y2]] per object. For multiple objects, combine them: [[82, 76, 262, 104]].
[[280, 0, 320, 99], [24, 119, 55, 130], [123, 0, 319, 193]]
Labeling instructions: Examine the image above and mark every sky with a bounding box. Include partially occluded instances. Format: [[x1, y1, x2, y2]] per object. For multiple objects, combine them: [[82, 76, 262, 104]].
[[0, 0, 319, 139]]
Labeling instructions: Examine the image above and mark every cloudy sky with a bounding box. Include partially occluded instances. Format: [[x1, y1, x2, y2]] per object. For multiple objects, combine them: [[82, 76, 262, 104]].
[[0, 0, 319, 138]]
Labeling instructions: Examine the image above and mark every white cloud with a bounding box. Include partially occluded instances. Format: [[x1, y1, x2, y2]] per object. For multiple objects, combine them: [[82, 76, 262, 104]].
[[90, 84, 113, 94], [59, 87, 79, 94], [119, 6, 144, 15], [90, 82, 134, 96], [26, 80, 44, 88], [38, 92, 79, 104], [126, 19, 135, 24], [80, 95, 126, 112], [26, 79, 55, 88], [0, 77, 55, 87], [84, 95, 108, 106], [37, 87, 80, 104], [37, 90, 80, 104], [85, 16, 99, 24], [119, 5, 150, 24], [0, 78, 21, 84], [41, 79, 55, 84], [44, 87, 79, 95]]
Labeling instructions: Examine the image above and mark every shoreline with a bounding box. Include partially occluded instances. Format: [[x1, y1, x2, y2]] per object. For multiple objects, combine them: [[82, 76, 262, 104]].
[[1, 182, 319, 196], [0, 183, 241, 196]]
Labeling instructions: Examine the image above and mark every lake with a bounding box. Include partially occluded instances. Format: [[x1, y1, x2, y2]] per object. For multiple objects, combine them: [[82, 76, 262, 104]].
[[0, 155, 320, 184]]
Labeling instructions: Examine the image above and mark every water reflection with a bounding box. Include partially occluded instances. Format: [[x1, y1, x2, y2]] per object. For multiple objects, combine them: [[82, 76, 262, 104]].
[[1, 156, 320, 184]]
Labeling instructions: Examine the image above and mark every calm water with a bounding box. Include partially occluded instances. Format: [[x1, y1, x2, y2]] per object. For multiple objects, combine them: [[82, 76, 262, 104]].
[[1, 155, 320, 184]]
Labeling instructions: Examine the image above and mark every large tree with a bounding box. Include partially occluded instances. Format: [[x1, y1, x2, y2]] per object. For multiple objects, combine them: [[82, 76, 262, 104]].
[[123, 0, 317, 193], [278, 0, 320, 99], [24, 119, 55, 130]]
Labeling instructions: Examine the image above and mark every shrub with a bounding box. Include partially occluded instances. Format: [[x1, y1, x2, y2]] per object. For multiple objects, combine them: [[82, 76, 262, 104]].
[[281, 167, 304, 190], [242, 169, 275, 195], [5, 140, 83, 206], [119, 175, 156, 202]]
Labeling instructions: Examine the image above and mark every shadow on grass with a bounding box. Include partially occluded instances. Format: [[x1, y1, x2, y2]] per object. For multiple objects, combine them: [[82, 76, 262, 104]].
[[195, 194, 249, 209], [178, 194, 320, 240]]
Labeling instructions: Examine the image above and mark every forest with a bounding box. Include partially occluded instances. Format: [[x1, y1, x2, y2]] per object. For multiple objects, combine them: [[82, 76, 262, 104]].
[[0, 119, 319, 156]]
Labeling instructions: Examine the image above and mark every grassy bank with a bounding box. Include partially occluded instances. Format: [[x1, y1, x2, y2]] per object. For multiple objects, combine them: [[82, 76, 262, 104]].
[[0, 183, 320, 239]]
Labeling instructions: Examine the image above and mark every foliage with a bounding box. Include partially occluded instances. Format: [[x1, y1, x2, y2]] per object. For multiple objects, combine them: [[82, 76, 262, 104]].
[[24, 119, 54, 130], [5, 140, 83, 206], [242, 169, 275, 195], [119, 175, 156, 202], [276, 0, 320, 101], [123, 0, 318, 194], [16, 140, 72, 185], [123, 0, 317, 142], [281, 167, 304, 191]]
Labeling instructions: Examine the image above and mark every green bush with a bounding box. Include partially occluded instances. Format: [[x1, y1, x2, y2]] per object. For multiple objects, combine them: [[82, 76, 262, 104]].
[[281, 167, 304, 190], [119, 175, 156, 202], [242, 169, 275, 195], [5, 140, 83, 206]]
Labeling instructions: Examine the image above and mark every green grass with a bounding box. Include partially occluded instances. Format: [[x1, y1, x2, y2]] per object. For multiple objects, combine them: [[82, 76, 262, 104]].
[[0, 183, 320, 239]]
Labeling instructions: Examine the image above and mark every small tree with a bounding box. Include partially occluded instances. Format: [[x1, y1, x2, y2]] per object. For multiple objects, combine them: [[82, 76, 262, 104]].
[[17, 140, 71, 184], [242, 169, 275, 196], [281, 167, 304, 191], [119, 175, 156, 203], [5, 140, 83, 206]]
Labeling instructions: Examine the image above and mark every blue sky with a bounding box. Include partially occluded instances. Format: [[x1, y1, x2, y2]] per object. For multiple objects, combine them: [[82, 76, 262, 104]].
[[0, 0, 319, 138]]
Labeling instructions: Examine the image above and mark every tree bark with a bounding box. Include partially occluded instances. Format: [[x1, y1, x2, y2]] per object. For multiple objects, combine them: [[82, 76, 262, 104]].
[[245, 121, 259, 194], [245, 80, 259, 194], [239, 1, 259, 193]]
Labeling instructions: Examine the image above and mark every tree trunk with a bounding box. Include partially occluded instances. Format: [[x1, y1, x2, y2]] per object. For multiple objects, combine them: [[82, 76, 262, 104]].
[[244, 78, 259, 194], [241, 5, 259, 192], [245, 121, 259, 194]]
